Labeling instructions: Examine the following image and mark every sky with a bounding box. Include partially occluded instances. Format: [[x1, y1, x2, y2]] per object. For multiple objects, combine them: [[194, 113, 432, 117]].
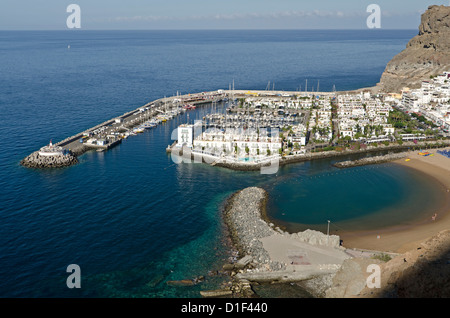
[[0, 0, 449, 30]]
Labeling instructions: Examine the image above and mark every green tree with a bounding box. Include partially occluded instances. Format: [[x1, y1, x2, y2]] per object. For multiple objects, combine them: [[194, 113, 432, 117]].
[[394, 122, 405, 129]]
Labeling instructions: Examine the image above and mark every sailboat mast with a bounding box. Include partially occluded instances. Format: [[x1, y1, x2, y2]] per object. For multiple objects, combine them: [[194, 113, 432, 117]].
[[232, 79, 235, 102]]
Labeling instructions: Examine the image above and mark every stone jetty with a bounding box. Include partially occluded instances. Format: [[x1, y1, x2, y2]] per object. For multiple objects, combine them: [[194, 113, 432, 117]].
[[223, 187, 286, 272], [20, 151, 78, 168], [333, 152, 407, 168]]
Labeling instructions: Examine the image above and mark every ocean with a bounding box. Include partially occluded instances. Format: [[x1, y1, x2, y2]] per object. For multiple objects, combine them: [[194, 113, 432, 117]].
[[1, 29, 437, 298]]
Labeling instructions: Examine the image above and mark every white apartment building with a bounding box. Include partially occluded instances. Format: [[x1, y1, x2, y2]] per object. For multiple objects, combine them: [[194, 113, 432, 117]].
[[192, 128, 282, 156]]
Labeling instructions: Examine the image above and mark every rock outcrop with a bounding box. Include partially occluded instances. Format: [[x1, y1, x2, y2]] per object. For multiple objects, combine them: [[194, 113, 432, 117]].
[[377, 5, 450, 93], [325, 258, 383, 298], [326, 230, 450, 298], [357, 230, 450, 298]]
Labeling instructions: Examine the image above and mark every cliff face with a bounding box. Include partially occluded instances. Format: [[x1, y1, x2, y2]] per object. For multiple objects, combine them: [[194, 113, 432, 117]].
[[377, 5, 450, 93]]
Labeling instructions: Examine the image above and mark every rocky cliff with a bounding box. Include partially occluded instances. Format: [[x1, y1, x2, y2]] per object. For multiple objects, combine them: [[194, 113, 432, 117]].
[[376, 5, 450, 93]]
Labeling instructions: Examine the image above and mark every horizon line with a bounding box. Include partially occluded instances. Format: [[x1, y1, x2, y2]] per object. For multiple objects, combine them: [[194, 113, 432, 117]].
[[0, 28, 419, 32]]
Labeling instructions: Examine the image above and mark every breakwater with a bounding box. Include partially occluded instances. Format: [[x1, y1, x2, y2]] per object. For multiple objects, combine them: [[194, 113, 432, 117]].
[[333, 152, 407, 168], [223, 187, 285, 272], [20, 151, 78, 169], [220, 186, 349, 297]]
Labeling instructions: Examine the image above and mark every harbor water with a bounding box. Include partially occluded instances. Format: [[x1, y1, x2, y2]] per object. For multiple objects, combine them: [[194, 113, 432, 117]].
[[1, 29, 435, 297]]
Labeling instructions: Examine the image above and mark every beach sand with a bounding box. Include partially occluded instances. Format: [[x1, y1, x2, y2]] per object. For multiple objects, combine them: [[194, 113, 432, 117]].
[[339, 147, 450, 253]]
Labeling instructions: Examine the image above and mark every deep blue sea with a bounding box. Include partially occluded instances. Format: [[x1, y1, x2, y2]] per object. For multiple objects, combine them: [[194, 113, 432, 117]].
[[2, 29, 440, 298]]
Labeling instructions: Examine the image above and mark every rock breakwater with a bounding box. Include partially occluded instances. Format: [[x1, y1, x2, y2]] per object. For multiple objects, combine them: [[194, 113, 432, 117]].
[[333, 152, 407, 168], [221, 187, 348, 298], [223, 187, 285, 272], [20, 151, 78, 168]]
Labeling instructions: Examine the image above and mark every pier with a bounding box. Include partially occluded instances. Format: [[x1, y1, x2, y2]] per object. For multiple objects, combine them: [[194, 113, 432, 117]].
[[21, 90, 227, 168]]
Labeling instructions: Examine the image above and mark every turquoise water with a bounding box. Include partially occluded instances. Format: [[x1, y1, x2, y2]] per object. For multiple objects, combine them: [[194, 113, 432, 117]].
[[1, 29, 433, 298], [266, 159, 444, 234]]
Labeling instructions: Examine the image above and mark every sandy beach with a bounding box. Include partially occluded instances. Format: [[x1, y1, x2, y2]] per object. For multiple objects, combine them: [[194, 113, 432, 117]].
[[340, 147, 450, 253]]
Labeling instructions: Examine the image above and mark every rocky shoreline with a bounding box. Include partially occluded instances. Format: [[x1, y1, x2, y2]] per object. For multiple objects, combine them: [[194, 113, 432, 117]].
[[20, 151, 78, 169]]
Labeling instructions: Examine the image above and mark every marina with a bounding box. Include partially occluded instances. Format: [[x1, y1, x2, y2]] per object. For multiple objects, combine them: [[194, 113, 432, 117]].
[[22, 85, 450, 171], [20, 88, 328, 168], [165, 87, 450, 172]]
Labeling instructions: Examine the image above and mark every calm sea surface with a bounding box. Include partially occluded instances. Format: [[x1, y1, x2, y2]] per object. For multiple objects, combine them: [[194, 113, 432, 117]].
[[2, 29, 440, 297]]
